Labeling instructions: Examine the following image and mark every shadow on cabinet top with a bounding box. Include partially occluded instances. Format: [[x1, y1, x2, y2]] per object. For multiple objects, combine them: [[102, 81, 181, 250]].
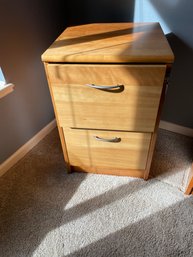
[[42, 23, 174, 64]]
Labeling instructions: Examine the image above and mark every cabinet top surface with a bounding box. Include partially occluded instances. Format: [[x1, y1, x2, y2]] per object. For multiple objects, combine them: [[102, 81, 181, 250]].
[[42, 23, 174, 63]]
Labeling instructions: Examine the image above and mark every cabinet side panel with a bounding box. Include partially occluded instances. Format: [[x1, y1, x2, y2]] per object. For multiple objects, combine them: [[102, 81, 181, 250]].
[[144, 74, 167, 179], [43, 62, 71, 172]]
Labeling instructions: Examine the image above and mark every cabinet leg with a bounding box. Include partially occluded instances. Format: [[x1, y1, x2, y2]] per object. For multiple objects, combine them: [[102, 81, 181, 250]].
[[57, 126, 71, 173], [144, 132, 157, 180]]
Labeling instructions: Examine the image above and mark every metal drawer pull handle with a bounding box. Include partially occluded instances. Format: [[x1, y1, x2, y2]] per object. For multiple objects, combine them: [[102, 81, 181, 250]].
[[94, 136, 121, 143], [85, 84, 124, 92]]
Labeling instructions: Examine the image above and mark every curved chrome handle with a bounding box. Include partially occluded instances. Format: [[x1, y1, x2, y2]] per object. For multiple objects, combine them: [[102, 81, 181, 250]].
[[94, 136, 121, 143], [85, 84, 124, 92]]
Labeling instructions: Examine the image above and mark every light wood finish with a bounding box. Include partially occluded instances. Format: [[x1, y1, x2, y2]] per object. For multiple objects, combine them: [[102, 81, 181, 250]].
[[63, 128, 151, 170], [48, 64, 166, 132], [42, 23, 174, 63], [144, 80, 167, 179], [185, 164, 193, 195], [44, 63, 71, 172], [57, 127, 71, 173], [42, 23, 174, 179], [72, 165, 144, 178]]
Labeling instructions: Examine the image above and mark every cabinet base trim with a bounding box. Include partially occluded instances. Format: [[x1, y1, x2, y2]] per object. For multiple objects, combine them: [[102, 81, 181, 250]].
[[71, 165, 144, 178]]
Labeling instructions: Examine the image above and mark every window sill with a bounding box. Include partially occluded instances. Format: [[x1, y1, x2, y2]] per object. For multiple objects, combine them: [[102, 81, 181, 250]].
[[0, 83, 14, 99]]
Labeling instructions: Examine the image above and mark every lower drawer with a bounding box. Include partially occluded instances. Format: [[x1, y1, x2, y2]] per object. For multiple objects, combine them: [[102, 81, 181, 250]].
[[63, 128, 151, 172]]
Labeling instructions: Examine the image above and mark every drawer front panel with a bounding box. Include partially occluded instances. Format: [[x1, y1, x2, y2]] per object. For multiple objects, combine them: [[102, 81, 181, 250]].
[[63, 128, 151, 170], [48, 64, 166, 132]]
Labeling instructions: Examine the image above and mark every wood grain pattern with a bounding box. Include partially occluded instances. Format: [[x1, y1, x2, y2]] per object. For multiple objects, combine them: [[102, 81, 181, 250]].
[[48, 64, 166, 132], [143, 75, 168, 179], [44, 63, 71, 172], [71, 165, 144, 178], [42, 23, 174, 63], [42, 23, 174, 179], [63, 128, 151, 171]]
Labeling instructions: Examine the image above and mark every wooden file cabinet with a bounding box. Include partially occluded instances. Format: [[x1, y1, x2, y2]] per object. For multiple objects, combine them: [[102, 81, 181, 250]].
[[42, 23, 174, 179]]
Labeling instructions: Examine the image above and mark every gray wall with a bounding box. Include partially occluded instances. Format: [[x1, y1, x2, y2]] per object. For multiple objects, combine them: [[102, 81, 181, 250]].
[[65, 0, 135, 24], [134, 0, 193, 129], [0, 0, 66, 163], [1, 0, 192, 163], [148, 0, 193, 128]]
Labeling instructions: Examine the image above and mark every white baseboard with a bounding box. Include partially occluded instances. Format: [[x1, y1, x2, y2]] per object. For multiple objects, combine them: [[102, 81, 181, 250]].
[[159, 120, 193, 137], [0, 119, 56, 177]]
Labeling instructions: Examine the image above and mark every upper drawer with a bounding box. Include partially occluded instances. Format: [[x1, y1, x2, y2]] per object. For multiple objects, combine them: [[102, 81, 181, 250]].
[[47, 64, 166, 132]]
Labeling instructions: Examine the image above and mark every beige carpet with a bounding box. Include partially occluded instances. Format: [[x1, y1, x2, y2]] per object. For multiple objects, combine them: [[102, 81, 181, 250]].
[[151, 129, 193, 192], [0, 128, 193, 257]]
